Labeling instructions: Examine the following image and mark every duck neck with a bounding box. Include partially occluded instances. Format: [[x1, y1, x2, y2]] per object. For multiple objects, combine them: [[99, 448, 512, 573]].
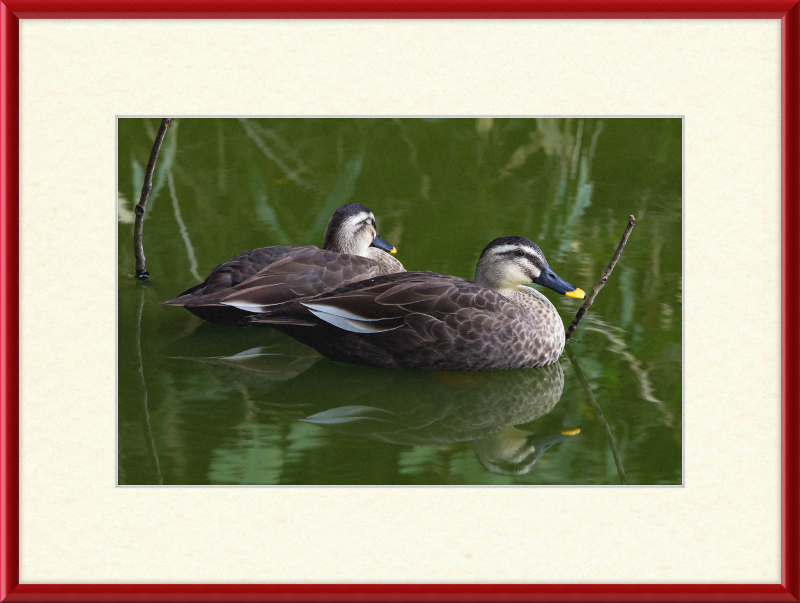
[[365, 247, 405, 273], [326, 234, 404, 273], [325, 234, 362, 256], [498, 285, 563, 327], [496, 284, 548, 307]]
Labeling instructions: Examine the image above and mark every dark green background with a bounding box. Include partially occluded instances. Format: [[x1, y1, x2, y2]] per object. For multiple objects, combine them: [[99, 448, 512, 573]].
[[118, 117, 682, 485]]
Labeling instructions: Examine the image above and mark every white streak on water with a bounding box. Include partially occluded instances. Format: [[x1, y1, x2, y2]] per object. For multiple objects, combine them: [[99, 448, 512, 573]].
[[168, 168, 201, 282]]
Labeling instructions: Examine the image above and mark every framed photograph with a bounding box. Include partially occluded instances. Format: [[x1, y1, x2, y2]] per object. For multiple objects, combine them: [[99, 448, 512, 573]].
[[1, 2, 797, 601], [117, 114, 679, 489]]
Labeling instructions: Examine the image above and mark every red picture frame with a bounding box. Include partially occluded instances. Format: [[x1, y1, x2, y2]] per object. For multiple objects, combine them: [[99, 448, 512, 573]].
[[1, 3, 798, 602]]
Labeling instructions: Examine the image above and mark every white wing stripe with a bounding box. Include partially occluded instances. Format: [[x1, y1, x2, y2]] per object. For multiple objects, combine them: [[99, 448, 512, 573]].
[[219, 300, 272, 312], [300, 301, 399, 322], [305, 307, 401, 334]]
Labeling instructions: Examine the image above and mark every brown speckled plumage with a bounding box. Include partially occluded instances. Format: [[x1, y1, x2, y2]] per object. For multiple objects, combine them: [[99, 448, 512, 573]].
[[161, 203, 404, 325], [248, 236, 583, 371]]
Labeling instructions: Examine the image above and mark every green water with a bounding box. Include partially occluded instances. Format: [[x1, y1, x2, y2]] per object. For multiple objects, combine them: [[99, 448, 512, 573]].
[[118, 117, 682, 486]]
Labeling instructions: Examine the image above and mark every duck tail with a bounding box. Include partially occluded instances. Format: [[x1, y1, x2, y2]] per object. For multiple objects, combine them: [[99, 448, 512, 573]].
[[161, 282, 208, 306]]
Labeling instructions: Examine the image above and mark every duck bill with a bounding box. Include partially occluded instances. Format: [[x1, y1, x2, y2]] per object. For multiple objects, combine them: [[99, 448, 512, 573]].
[[370, 233, 397, 254], [533, 269, 585, 299], [528, 429, 580, 459]]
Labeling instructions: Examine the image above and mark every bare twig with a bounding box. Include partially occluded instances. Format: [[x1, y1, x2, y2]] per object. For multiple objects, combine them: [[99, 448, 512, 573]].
[[133, 118, 172, 281], [565, 215, 636, 341], [566, 346, 627, 485]]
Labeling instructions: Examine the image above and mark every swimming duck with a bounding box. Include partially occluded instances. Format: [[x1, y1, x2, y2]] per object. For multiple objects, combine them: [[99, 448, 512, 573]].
[[162, 203, 404, 325], [242, 236, 585, 371]]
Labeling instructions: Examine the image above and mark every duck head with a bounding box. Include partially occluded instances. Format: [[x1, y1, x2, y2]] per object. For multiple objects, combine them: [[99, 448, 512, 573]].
[[323, 203, 397, 257], [475, 235, 585, 299]]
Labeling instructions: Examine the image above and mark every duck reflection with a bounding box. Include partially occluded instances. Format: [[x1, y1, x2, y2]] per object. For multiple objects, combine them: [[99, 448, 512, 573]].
[[268, 360, 577, 477], [164, 327, 578, 478], [474, 426, 579, 476], [161, 323, 322, 385]]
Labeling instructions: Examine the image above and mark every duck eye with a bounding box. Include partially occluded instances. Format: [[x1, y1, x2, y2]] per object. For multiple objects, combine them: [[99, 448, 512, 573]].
[[514, 249, 524, 257]]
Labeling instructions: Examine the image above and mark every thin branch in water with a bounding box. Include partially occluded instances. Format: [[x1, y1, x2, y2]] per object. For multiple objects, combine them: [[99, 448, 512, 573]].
[[566, 346, 627, 485], [136, 285, 163, 484], [565, 214, 636, 341], [133, 118, 171, 281]]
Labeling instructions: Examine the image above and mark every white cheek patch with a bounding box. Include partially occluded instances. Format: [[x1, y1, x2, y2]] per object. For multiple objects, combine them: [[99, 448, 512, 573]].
[[334, 213, 375, 254], [496, 263, 534, 289]]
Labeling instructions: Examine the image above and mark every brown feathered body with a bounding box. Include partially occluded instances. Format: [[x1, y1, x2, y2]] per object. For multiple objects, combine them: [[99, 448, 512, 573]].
[[248, 271, 568, 371], [162, 246, 402, 326]]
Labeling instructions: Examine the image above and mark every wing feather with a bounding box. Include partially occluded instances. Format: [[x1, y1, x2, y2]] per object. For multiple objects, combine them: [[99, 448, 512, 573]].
[[213, 249, 389, 312], [303, 306, 405, 333], [276, 272, 505, 332]]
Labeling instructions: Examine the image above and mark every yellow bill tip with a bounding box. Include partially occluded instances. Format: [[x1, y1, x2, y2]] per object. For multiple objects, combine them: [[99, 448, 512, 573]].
[[390, 247, 397, 254], [565, 288, 585, 300], [561, 428, 581, 436]]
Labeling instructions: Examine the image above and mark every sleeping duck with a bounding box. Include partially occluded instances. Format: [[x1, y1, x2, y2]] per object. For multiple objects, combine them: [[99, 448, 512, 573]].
[[237, 236, 584, 371], [162, 203, 404, 325]]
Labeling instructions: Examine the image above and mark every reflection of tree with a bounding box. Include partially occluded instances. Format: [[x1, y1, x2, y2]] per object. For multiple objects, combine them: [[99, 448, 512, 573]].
[[239, 118, 315, 191], [134, 284, 162, 484], [580, 315, 673, 427], [164, 121, 201, 281]]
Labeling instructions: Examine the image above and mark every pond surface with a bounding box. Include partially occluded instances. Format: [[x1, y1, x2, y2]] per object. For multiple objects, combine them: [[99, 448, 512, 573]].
[[118, 117, 682, 486]]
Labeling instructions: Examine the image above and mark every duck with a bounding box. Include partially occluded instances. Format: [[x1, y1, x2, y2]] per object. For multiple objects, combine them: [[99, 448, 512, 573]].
[[162, 203, 405, 326], [241, 236, 585, 371]]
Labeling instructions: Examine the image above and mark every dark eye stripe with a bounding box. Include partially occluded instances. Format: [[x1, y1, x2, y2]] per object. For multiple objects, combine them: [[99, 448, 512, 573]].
[[500, 249, 545, 267]]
